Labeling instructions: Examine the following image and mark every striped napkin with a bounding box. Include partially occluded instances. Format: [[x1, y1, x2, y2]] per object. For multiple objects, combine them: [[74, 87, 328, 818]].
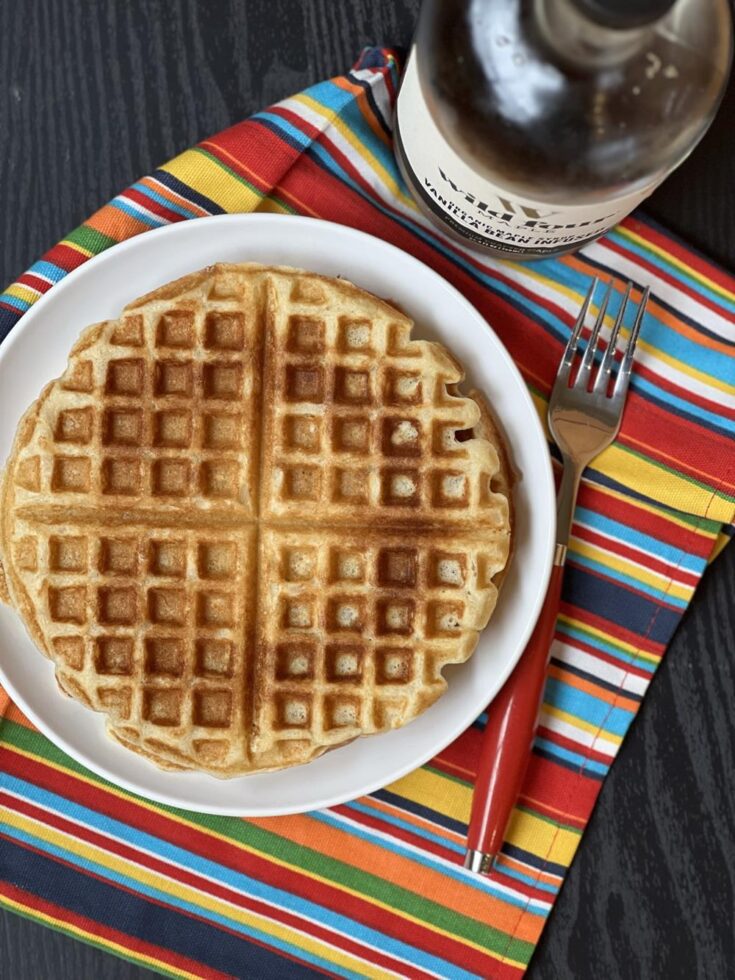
[[1, 48, 733, 979]]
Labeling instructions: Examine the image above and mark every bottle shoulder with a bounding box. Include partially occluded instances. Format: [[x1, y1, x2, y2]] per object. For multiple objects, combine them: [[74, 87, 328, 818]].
[[413, 0, 732, 201]]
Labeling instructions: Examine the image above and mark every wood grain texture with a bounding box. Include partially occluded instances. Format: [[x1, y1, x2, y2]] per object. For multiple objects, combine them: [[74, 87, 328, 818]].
[[1, 1, 734, 977]]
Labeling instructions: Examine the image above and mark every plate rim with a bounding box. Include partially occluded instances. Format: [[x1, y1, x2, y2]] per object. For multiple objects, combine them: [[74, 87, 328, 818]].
[[0, 213, 555, 815]]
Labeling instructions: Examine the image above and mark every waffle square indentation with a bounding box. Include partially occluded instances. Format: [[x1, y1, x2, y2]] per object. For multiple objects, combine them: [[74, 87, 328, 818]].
[[377, 548, 418, 588], [376, 647, 414, 684], [99, 537, 138, 576], [196, 639, 234, 678], [381, 468, 420, 507], [284, 465, 321, 502], [202, 412, 242, 450], [103, 408, 143, 447], [54, 407, 94, 445], [287, 316, 325, 354], [48, 586, 87, 624], [285, 364, 325, 403], [145, 637, 184, 677], [203, 362, 243, 400], [156, 310, 195, 349], [327, 596, 366, 633], [338, 317, 372, 352], [193, 689, 233, 728], [196, 590, 234, 628], [95, 636, 134, 675], [49, 535, 88, 573], [382, 418, 421, 458], [283, 415, 321, 453], [276, 642, 316, 680], [51, 456, 91, 493], [143, 689, 181, 727], [197, 542, 237, 580], [199, 460, 240, 500], [98, 586, 137, 626], [282, 547, 317, 581], [277, 694, 311, 729], [148, 587, 187, 626], [204, 311, 245, 351], [334, 368, 371, 405], [105, 358, 145, 396], [154, 410, 192, 448], [149, 540, 187, 578], [154, 359, 193, 396], [334, 417, 370, 454], [325, 644, 363, 682], [102, 457, 142, 496], [325, 695, 361, 729], [385, 369, 422, 406], [377, 599, 415, 636], [152, 459, 190, 497]]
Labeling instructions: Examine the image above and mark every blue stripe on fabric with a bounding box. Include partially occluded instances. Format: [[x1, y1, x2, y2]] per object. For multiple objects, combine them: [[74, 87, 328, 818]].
[[633, 375, 735, 437], [567, 552, 688, 610], [501, 844, 567, 879], [534, 737, 610, 778], [496, 860, 559, 896], [109, 198, 165, 228], [0, 835, 327, 980], [0, 822, 374, 980], [562, 563, 682, 646], [344, 798, 465, 855], [313, 810, 547, 921], [0, 293, 30, 312], [575, 508, 706, 574], [543, 677, 633, 738], [129, 181, 199, 220], [27, 259, 67, 283], [372, 787, 468, 836], [556, 620, 656, 673], [606, 226, 735, 318], [0, 776, 464, 978]]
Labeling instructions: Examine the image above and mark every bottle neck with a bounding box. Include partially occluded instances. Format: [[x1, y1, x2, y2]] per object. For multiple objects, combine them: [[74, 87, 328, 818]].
[[535, 0, 650, 68]]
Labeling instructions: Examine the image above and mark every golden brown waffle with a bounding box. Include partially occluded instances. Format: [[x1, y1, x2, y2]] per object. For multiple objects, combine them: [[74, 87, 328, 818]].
[[0, 263, 512, 776]]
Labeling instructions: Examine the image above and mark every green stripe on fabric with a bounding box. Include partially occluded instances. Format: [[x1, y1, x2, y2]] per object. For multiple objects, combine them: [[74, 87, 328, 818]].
[[424, 763, 473, 789], [1, 721, 535, 963], [64, 225, 119, 254], [514, 804, 581, 836]]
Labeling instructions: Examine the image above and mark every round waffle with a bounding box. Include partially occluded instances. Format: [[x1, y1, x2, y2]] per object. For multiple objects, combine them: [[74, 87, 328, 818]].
[[0, 263, 512, 776]]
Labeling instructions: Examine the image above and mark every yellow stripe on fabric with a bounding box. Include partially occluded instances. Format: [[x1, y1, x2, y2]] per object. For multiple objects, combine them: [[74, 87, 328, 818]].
[[597, 443, 734, 523], [294, 93, 415, 209], [570, 540, 694, 603], [4, 285, 39, 304], [0, 893, 197, 979], [587, 480, 719, 538], [638, 339, 735, 397], [0, 806, 393, 980], [161, 149, 264, 213], [60, 239, 95, 259], [387, 766, 472, 824], [541, 704, 624, 747], [556, 614, 661, 667], [505, 808, 580, 867], [618, 226, 735, 305]]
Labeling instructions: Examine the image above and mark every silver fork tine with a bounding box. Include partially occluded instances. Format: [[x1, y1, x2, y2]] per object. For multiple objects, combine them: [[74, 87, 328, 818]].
[[557, 278, 598, 386], [575, 280, 613, 389], [613, 286, 650, 399], [593, 281, 632, 394]]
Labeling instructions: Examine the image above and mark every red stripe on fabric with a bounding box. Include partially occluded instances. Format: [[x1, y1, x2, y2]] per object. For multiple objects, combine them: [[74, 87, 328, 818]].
[[0, 748, 501, 978], [601, 235, 730, 322], [536, 726, 614, 768], [636, 361, 735, 424], [579, 484, 713, 556], [0, 790, 420, 980], [553, 631, 654, 682], [0, 829, 336, 980], [572, 524, 700, 587], [520, 753, 601, 824], [123, 187, 183, 225], [0, 871, 224, 979], [42, 243, 90, 273], [331, 803, 460, 866], [622, 216, 735, 294], [17, 273, 52, 295]]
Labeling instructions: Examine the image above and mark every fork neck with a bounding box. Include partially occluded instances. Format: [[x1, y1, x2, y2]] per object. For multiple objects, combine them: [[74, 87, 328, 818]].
[[554, 457, 585, 566]]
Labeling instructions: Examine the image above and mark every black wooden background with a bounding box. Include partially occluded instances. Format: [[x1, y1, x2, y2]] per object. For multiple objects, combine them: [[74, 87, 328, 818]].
[[1, 1, 734, 977]]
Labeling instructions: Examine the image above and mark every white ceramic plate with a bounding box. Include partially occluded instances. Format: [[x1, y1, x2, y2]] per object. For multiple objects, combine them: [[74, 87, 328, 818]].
[[0, 214, 554, 815]]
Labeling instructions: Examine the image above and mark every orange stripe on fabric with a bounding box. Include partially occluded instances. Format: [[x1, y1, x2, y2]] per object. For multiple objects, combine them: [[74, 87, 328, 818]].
[[248, 815, 543, 944], [85, 206, 150, 241], [139, 177, 210, 218], [333, 76, 392, 147], [547, 665, 640, 713], [361, 795, 466, 847]]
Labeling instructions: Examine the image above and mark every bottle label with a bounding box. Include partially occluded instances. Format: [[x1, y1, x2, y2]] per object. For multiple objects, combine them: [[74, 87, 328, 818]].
[[395, 53, 659, 255]]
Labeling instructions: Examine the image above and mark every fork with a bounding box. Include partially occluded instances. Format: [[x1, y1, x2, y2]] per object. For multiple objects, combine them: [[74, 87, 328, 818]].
[[465, 278, 650, 874]]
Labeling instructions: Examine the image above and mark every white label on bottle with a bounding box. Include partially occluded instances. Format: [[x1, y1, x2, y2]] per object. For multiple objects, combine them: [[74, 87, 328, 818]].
[[395, 52, 659, 255]]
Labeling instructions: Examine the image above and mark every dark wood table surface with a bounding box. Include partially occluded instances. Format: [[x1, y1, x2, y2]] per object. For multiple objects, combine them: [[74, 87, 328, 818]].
[[1, 1, 734, 977]]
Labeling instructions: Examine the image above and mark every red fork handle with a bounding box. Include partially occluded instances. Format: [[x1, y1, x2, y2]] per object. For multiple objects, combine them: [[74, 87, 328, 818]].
[[465, 563, 564, 870]]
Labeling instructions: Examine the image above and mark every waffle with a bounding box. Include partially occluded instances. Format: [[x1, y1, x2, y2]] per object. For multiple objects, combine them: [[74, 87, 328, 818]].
[[0, 263, 512, 776]]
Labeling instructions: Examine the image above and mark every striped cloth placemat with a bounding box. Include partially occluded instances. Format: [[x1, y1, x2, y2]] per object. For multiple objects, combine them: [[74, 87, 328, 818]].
[[0, 47, 733, 979]]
